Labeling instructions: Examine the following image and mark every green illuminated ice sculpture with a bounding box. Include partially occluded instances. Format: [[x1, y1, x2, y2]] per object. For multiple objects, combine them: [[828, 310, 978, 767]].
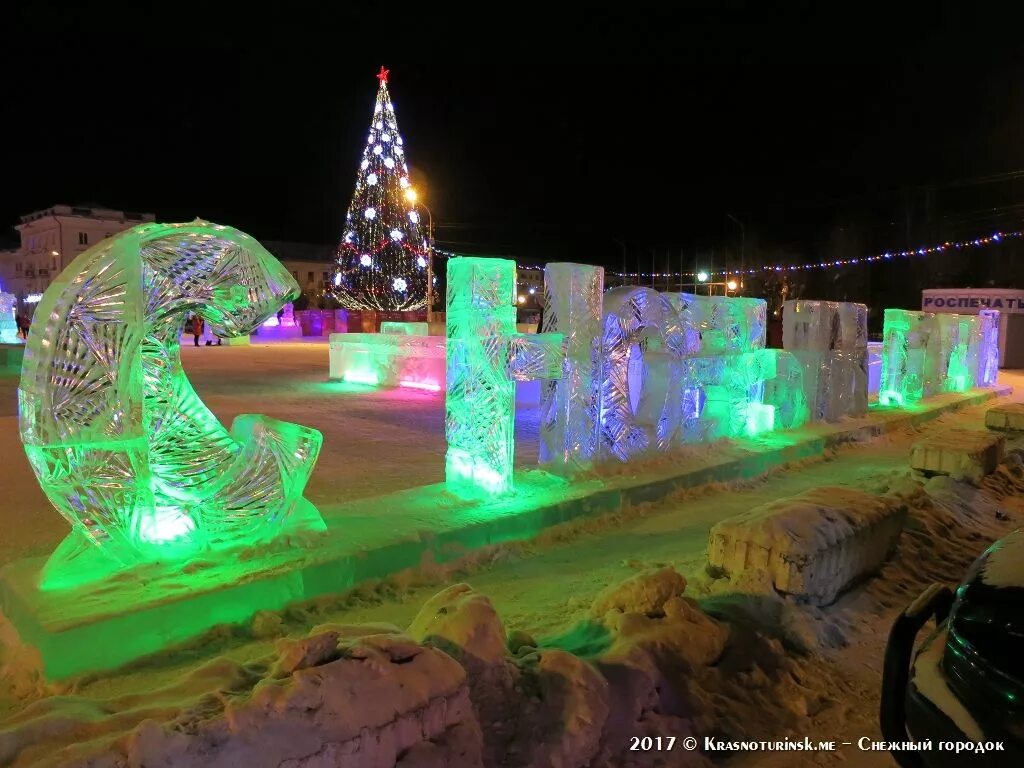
[[19, 221, 324, 589]]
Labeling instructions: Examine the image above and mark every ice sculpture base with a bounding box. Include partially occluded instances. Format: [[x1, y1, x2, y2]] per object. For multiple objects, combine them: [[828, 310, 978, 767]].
[[0, 342, 24, 373], [254, 325, 303, 341], [0, 385, 1008, 681], [0, 498, 325, 680]]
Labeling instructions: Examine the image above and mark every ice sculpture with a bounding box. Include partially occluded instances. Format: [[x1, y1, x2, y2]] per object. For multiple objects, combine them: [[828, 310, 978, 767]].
[[666, 293, 796, 443], [976, 309, 1000, 386], [867, 341, 883, 397], [18, 220, 324, 585], [879, 308, 999, 407], [680, 349, 807, 443], [445, 257, 564, 495], [539, 263, 603, 471], [599, 287, 688, 460], [938, 313, 978, 392], [380, 321, 429, 335], [0, 292, 21, 344], [762, 350, 810, 431], [783, 300, 868, 421], [329, 332, 445, 390], [257, 301, 301, 339], [672, 294, 766, 354], [879, 309, 940, 405]]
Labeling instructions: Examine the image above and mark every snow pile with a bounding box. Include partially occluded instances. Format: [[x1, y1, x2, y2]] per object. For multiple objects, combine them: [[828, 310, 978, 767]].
[[0, 572, 734, 768], [1, 630, 480, 768]]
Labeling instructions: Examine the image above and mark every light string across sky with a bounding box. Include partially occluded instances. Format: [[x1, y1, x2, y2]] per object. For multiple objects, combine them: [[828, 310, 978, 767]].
[[433, 229, 1021, 280]]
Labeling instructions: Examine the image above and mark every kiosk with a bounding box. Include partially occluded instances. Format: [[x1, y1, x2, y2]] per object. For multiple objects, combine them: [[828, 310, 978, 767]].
[[922, 288, 1024, 368]]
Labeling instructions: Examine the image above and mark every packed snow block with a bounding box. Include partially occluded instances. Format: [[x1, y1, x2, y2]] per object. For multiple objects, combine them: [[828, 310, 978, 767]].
[[539, 263, 604, 471], [670, 293, 766, 354], [985, 403, 1024, 432], [328, 332, 445, 390], [783, 300, 868, 421], [910, 428, 1005, 484], [707, 487, 907, 605]]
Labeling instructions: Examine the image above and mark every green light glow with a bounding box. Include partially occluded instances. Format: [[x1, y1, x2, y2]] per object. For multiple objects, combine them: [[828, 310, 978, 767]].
[[343, 370, 381, 386], [18, 221, 326, 589], [137, 508, 197, 544], [880, 309, 999, 407], [380, 321, 429, 335], [879, 389, 905, 407], [745, 402, 776, 436], [445, 258, 518, 496]]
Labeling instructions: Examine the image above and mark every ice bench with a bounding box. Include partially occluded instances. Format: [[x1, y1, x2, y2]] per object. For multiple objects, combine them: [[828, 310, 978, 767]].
[[985, 403, 1024, 432], [706, 487, 907, 605], [909, 428, 1005, 484]]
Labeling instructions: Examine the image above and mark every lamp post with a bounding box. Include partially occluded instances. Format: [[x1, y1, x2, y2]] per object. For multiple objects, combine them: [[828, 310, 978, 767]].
[[406, 188, 435, 323]]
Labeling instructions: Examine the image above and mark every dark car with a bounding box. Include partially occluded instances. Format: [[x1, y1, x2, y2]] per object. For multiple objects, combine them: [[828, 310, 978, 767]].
[[881, 528, 1024, 767]]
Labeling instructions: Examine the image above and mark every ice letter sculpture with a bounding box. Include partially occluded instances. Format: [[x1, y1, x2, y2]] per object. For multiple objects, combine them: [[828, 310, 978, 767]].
[[668, 294, 797, 442], [879, 309, 940, 406], [783, 300, 868, 421], [19, 221, 324, 586], [880, 308, 1000, 407], [977, 309, 1000, 386], [445, 257, 563, 496], [599, 287, 688, 460], [0, 292, 21, 344], [539, 263, 603, 471]]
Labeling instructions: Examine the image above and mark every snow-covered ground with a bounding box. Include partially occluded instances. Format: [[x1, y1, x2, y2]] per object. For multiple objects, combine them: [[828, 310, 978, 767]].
[[0, 344, 1021, 767]]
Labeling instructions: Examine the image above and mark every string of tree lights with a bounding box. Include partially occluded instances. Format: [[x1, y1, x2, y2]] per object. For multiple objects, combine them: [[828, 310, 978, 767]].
[[437, 229, 1022, 280], [331, 67, 429, 311]]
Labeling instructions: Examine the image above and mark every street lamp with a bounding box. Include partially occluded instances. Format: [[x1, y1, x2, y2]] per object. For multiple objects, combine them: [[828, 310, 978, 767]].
[[405, 187, 435, 323], [697, 271, 709, 282]]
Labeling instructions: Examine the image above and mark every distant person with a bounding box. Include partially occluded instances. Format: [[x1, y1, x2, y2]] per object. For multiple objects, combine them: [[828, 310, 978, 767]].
[[190, 314, 204, 346], [277, 308, 284, 324], [16, 314, 29, 340]]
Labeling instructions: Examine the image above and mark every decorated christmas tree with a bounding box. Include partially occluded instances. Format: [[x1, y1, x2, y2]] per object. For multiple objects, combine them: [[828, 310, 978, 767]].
[[332, 67, 429, 311]]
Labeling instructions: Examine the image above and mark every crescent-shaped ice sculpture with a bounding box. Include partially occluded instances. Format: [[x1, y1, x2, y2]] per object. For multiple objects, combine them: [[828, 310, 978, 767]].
[[18, 221, 324, 587]]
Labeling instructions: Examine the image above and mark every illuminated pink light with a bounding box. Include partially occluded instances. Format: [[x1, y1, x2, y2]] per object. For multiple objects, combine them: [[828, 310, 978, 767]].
[[399, 379, 442, 392]]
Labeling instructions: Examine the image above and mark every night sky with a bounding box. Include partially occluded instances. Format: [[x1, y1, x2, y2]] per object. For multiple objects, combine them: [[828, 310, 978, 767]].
[[3, 2, 1023, 283]]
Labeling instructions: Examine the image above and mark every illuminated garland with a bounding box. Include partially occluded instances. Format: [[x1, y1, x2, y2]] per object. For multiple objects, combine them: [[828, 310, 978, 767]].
[[615, 230, 1021, 279], [437, 230, 1020, 281], [332, 67, 429, 311]]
